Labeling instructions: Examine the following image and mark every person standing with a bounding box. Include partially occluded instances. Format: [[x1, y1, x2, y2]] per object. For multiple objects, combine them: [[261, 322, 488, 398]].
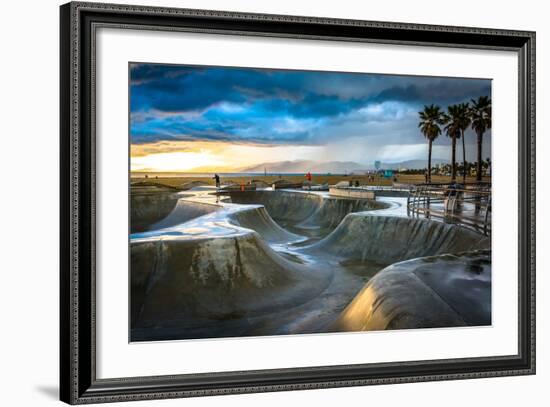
[[304, 171, 313, 190], [213, 173, 220, 190]]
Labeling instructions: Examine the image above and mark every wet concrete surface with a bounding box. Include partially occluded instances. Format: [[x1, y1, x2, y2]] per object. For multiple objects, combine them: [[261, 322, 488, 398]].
[[331, 250, 491, 331], [130, 187, 491, 341]]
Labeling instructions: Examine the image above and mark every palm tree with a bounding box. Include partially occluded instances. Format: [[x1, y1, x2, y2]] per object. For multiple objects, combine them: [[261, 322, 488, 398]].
[[469, 96, 492, 181], [443, 104, 464, 182], [418, 104, 444, 183], [454, 103, 471, 183]]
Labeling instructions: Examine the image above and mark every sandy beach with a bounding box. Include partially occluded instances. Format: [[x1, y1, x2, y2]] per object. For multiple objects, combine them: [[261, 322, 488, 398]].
[[131, 173, 491, 190]]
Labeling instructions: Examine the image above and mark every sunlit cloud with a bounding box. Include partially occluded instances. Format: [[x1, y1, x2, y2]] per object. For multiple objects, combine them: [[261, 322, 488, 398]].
[[130, 140, 324, 172], [131, 151, 223, 172]]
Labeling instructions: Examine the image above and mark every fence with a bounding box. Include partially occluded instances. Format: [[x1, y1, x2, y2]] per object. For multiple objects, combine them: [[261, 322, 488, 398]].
[[407, 182, 491, 236]]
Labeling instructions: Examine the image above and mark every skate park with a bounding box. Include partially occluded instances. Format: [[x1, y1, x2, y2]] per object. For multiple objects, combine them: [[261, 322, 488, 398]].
[[130, 183, 491, 342]]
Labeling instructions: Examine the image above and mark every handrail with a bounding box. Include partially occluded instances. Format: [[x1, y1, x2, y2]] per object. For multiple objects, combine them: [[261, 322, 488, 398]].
[[407, 184, 491, 236]]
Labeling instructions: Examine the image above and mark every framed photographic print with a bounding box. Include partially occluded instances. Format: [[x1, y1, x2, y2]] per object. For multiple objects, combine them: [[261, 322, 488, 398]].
[[60, 1, 535, 404]]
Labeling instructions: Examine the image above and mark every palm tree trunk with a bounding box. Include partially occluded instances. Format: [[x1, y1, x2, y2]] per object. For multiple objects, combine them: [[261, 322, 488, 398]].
[[428, 139, 432, 183], [451, 135, 457, 182], [461, 129, 466, 184], [476, 131, 483, 182]]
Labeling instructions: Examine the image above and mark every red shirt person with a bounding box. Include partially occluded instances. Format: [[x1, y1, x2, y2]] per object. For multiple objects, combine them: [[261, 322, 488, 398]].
[[305, 172, 312, 182]]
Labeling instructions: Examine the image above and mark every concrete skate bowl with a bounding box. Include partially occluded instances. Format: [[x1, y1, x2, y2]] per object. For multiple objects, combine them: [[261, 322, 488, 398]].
[[130, 197, 491, 341], [148, 199, 220, 231], [223, 190, 389, 239], [226, 206, 303, 244], [131, 186, 220, 233], [331, 250, 491, 332], [130, 231, 332, 341], [306, 214, 490, 265], [130, 184, 181, 233]]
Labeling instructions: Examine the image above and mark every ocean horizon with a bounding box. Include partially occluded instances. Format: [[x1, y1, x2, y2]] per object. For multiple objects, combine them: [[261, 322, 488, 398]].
[[130, 172, 353, 178]]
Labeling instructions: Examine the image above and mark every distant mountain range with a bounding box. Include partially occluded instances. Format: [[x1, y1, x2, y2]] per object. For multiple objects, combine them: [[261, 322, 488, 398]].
[[240, 158, 449, 174], [240, 160, 365, 174]]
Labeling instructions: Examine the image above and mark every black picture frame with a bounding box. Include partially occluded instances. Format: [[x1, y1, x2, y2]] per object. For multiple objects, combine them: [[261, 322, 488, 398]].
[[60, 2, 536, 404]]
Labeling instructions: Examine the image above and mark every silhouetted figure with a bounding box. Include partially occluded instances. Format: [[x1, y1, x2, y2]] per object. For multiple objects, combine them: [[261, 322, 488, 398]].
[[213, 174, 220, 189], [447, 181, 463, 198]]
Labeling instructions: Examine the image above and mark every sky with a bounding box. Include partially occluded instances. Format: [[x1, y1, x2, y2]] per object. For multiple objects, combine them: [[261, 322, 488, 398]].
[[130, 63, 491, 173]]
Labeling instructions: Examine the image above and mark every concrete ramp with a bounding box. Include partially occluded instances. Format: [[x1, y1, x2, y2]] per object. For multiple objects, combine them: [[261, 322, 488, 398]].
[[298, 197, 388, 230], [227, 206, 304, 244], [226, 191, 323, 223], [224, 190, 390, 236], [150, 199, 219, 230], [130, 185, 180, 233], [331, 250, 491, 331], [308, 214, 490, 264], [131, 232, 331, 340]]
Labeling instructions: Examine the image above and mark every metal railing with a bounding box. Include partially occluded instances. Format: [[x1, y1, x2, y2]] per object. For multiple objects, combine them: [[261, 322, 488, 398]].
[[407, 182, 491, 236]]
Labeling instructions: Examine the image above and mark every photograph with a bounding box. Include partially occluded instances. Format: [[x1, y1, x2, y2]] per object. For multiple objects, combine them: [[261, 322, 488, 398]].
[[55, 1, 537, 403], [129, 63, 493, 342]]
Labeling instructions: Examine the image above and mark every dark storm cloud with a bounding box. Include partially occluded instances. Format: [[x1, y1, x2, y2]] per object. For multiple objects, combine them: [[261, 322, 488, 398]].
[[129, 63, 490, 147]]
